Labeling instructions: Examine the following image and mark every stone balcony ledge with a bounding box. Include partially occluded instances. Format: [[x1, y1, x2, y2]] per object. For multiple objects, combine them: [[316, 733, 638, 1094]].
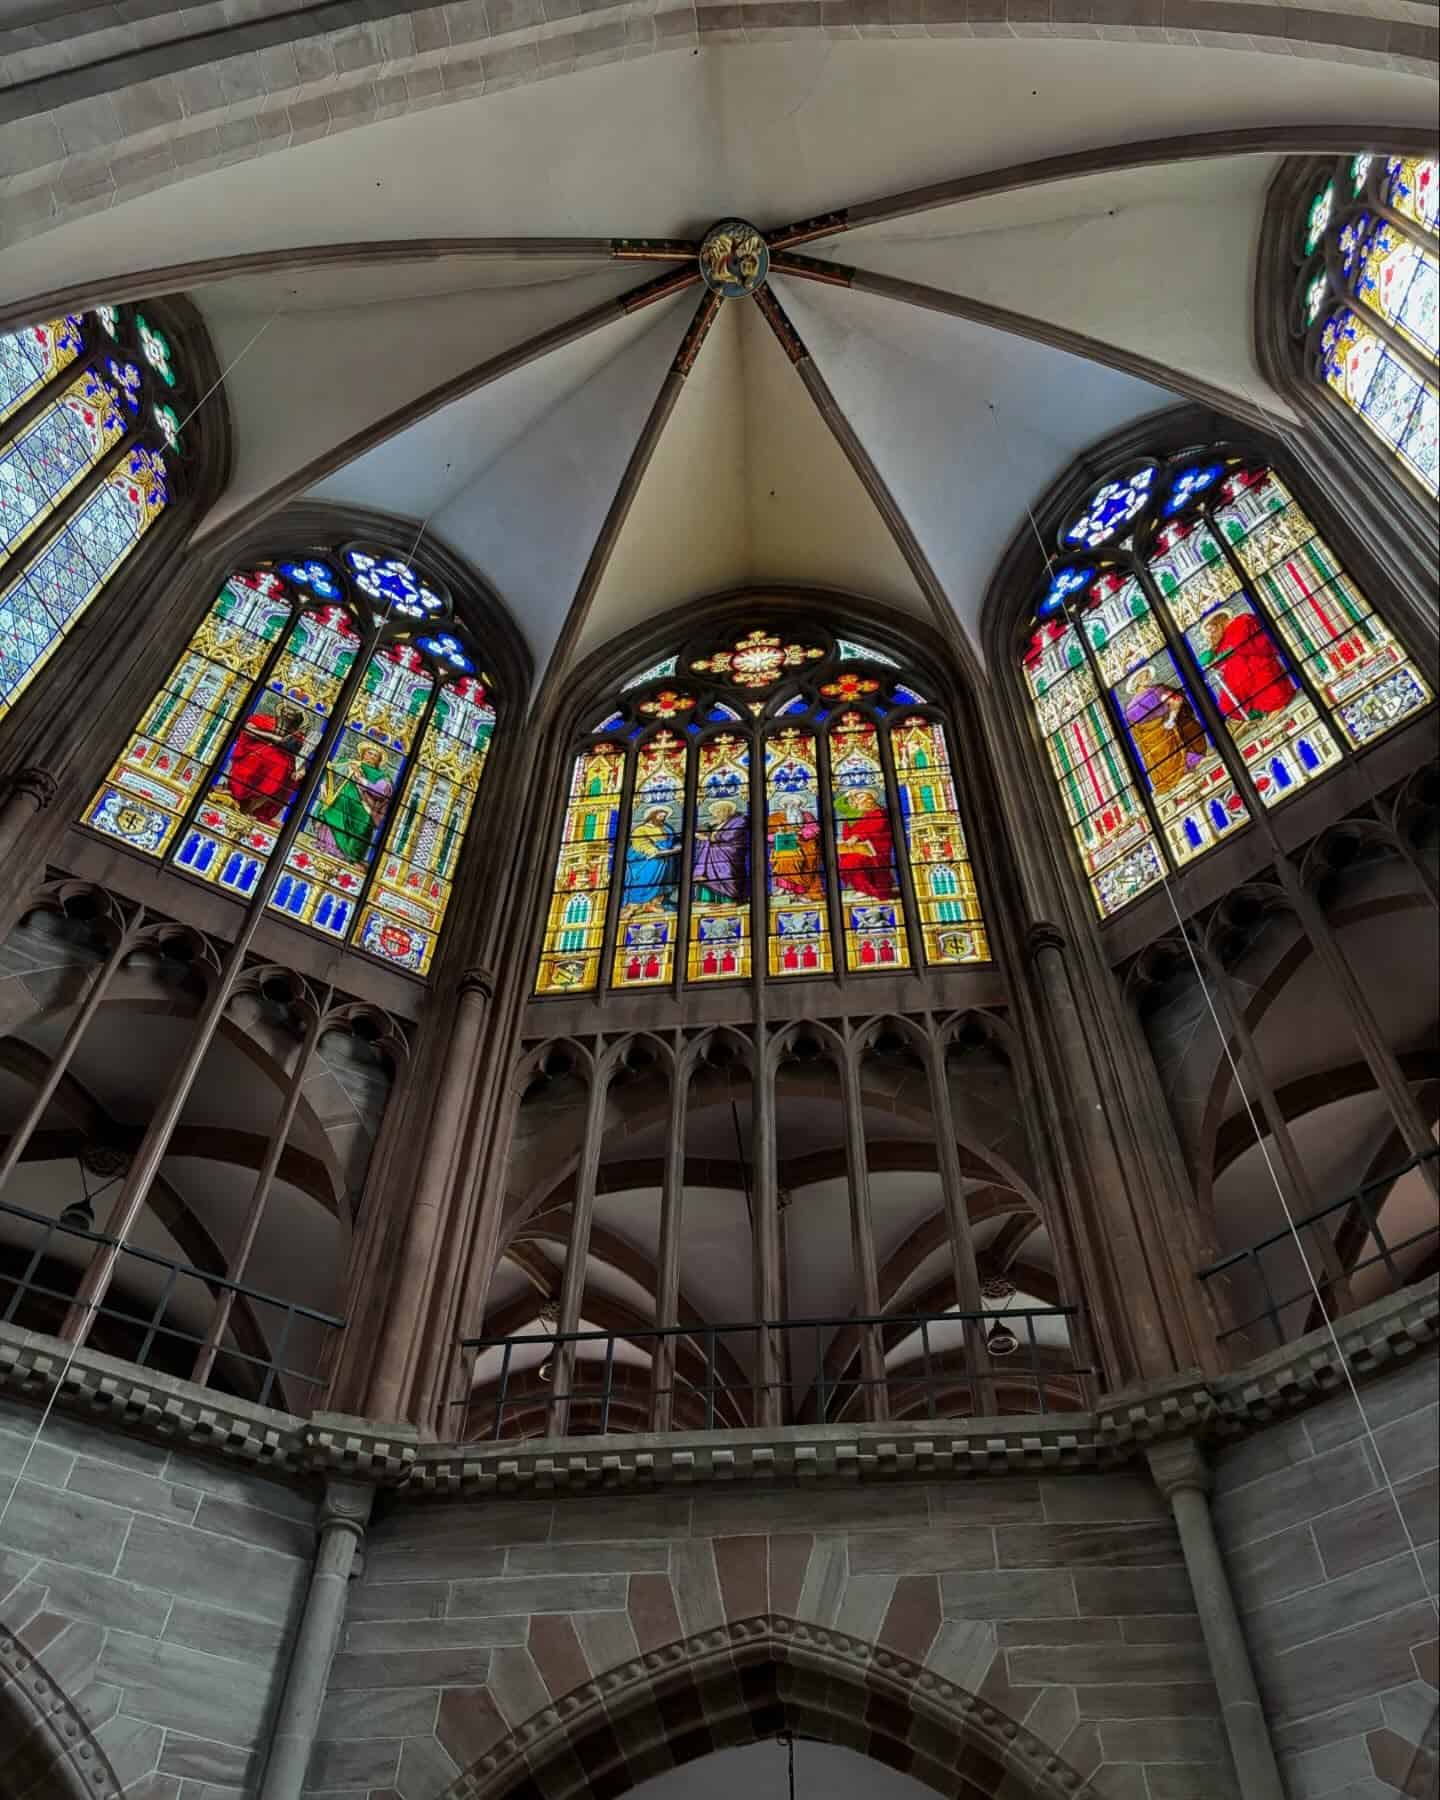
[[0, 1273, 1432, 1498]]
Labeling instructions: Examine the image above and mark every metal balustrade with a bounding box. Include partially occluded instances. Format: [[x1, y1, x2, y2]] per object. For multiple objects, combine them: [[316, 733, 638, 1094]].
[[0, 1195, 344, 1410], [1197, 1147, 1439, 1352], [454, 1305, 1092, 1441]]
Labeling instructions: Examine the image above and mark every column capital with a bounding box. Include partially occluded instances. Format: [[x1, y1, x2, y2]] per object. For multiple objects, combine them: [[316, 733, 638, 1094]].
[[7, 768, 58, 811], [320, 1476, 376, 1541], [1025, 920, 1067, 960], [459, 965, 496, 1001], [1146, 1437, 1212, 1500]]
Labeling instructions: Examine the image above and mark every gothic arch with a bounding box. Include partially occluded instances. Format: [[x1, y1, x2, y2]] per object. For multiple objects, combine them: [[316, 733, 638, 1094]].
[[440, 1617, 1092, 1800], [0, 1622, 121, 1800]]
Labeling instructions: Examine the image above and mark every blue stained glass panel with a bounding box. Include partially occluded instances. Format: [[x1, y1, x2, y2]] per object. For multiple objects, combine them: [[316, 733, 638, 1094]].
[[0, 317, 84, 423], [0, 468, 156, 716]]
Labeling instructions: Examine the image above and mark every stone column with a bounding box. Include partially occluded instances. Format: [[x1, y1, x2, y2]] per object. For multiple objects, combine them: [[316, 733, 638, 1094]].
[[839, 1045, 888, 1423], [258, 1478, 374, 1800], [1026, 921, 1195, 1384], [1147, 1439, 1286, 1800], [0, 770, 58, 928], [365, 968, 495, 1425]]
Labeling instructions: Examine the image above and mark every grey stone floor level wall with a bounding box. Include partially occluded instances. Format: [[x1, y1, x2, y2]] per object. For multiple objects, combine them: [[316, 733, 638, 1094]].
[[315, 1468, 1235, 1800], [0, 1393, 317, 1799], [1213, 1348, 1440, 1800]]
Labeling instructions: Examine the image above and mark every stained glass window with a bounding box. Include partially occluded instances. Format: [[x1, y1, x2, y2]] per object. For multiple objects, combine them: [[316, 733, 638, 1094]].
[[613, 731, 686, 988], [85, 546, 498, 978], [1021, 450, 1432, 918], [537, 627, 990, 993], [689, 732, 750, 981], [537, 744, 624, 994], [1211, 467, 1431, 748], [1296, 156, 1439, 496], [893, 716, 989, 964], [766, 728, 832, 977], [0, 307, 179, 720], [0, 317, 84, 424], [830, 711, 908, 971]]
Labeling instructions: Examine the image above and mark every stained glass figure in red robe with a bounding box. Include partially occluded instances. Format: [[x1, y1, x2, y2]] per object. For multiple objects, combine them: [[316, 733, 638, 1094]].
[[1200, 608, 1298, 720]]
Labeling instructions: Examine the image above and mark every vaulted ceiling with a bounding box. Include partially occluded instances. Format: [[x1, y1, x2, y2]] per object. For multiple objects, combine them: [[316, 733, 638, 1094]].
[[3, 36, 1434, 689]]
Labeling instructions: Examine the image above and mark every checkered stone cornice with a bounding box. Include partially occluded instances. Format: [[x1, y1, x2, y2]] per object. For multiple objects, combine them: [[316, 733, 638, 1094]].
[[442, 1615, 1098, 1800], [0, 1278, 1432, 1499]]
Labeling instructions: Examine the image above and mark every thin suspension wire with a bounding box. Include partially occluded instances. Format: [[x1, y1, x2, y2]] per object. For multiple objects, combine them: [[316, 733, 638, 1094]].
[[988, 402, 1055, 578], [1155, 874, 1437, 1619], [991, 394, 1436, 1617], [176, 309, 278, 435]]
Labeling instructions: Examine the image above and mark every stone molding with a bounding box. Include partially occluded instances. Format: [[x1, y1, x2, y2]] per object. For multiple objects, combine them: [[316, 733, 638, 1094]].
[[0, 1277, 1431, 1495], [443, 1613, 1093, 1800], [0, 1621, 123, 1800], [3, 767, 58, 811]]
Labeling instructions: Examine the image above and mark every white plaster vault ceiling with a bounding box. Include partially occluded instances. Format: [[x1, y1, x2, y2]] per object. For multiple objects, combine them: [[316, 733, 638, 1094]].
[[3, 39, 1436, 684]]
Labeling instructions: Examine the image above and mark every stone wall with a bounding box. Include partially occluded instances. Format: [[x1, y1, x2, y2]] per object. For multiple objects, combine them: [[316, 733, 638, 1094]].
[[1214, 1348, 1440, 1800], [0, 1394, 316, 1797], [311, 1471, 1236, 1800]]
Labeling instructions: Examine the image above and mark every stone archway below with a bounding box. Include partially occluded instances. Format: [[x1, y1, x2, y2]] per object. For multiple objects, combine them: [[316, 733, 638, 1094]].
[[440, 1616, 1095, 1800], [0, 1622, 122, 1800]]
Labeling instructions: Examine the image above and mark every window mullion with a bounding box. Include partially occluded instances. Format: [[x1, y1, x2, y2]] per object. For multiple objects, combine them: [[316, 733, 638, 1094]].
[[671, 731, 700, 996], [750, 724, 767, 1006], [597, 743, 640, 999], [875, 710, 925, 969], [815, 722, 848, 985]]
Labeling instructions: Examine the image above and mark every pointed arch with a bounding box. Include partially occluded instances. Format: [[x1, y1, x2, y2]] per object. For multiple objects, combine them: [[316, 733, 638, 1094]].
[[440, 1617, 1090, 1800], [0, 1622, 122, 1800]]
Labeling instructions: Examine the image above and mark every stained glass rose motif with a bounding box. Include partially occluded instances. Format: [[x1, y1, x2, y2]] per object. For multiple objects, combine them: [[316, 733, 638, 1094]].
[[1164, 465, 1223, 517], [1061, 466, 1155, 550], [638, 689, 697, 718], [137, 315, 177, 387], [691, 629, 824, 689], [345, 550, 444, 618], [281, 560, 342, 601], [819, 673, 880, 700], [154, 404, 182, 453], [1037, 565, 1092, 616], [418, 632, 474, 672]]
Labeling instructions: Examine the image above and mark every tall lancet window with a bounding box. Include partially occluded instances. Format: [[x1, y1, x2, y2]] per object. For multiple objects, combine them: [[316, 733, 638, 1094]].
[[82, 548, 497, 976], [1295, 155, 1438, 495], [534, 624, 990, 996], [0, 308, 178, 718], [1020, 450, 1433, 918]]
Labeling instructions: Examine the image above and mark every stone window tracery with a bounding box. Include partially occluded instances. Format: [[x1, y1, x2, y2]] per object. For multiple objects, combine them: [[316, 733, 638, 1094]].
[[1019, 449, 1433, 918], [1294, 154, 1438, 496], [0, 307, 181, 720], [535, 626, 990, 995], [80, 545, 497, 977]]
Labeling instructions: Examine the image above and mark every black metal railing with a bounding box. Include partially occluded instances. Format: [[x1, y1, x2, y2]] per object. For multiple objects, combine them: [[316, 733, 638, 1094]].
[[0, 1195, 344, 1410], [1197, 1147, 1439, 1353], [453, 1305, 1092, 1441]]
